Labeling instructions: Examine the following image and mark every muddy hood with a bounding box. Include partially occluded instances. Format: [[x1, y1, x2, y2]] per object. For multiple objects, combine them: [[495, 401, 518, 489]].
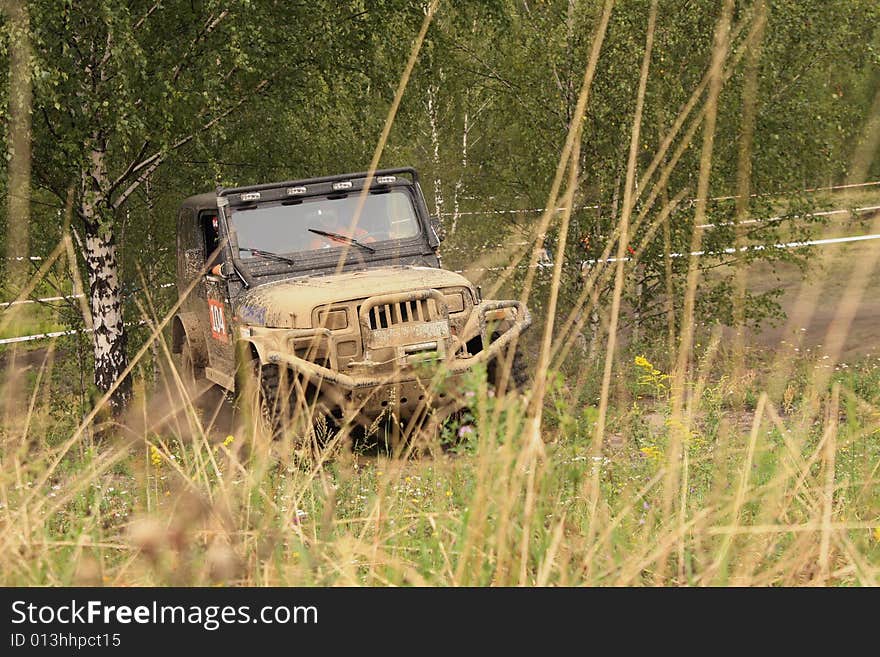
[[235, 266, 473, 328]]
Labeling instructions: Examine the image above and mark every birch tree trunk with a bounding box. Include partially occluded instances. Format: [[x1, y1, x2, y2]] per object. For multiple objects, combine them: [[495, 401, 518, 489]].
[[4, 0, 31, 288], [451, 108, 468, 237], [426, 84, 444, 218], [81, 145, 130, 409], [83, 219, 130, 407], [2, 1, 33, 433]]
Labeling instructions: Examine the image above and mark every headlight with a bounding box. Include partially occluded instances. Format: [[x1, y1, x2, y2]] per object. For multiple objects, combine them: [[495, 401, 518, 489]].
[[316, 308, 348, 330], [443, 292, 464, 314]]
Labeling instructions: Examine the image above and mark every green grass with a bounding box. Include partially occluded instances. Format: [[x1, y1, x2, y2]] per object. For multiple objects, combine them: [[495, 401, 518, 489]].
[[1, 344, 877, 587]]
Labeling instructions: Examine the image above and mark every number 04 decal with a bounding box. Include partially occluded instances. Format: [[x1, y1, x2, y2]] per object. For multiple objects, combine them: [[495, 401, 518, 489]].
[[208, 299, 228, 343]]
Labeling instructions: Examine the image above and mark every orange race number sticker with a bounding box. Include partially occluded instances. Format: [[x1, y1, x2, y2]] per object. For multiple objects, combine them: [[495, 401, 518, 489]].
[[208, 299, 228, 343]]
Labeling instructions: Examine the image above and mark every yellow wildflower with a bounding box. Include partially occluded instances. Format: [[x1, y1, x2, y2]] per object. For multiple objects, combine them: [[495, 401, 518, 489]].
[[640, 445, 662, 462], [634, 355, 670, 395], [222, 434, 235, 447], [873, 527, 880, 542], [150, 445, 162, 468]]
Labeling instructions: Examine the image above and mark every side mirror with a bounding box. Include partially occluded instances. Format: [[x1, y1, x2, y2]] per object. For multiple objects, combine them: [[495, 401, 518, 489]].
[[209, 261, 234, 278], [429, 215, 446, 245]]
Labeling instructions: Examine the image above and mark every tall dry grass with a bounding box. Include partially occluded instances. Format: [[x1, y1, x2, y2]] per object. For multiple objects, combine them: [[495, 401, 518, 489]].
[[0, 1, 878, 587]]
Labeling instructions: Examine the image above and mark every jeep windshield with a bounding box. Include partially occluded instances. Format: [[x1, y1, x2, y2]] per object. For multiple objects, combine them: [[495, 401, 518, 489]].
[[229, 190, 421, 262]]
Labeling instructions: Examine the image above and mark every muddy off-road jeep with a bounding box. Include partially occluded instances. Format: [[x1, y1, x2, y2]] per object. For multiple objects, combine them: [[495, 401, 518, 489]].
[[171, 167, 531, 434]]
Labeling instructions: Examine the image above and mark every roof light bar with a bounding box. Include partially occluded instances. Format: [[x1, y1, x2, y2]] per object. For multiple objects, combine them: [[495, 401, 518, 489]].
[[376, 175, 396, 184], [286, 186, 307, 195], [332, 181, 353, 191], [240, 192, 261, 202]]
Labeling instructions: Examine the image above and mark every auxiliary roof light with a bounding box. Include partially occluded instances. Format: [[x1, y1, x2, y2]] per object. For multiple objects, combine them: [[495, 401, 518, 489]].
[[332, 181, 353, 191], [240, 192, 261, 202], [287, 186, 307, 195], [376, 175, 396, 184]]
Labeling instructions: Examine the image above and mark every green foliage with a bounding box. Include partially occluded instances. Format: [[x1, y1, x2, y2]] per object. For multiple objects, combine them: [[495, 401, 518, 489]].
[[1, 0, 878, 362]]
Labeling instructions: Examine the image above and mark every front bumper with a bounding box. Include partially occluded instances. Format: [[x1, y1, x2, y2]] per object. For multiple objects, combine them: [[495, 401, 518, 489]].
[[262, 298, 531, 392]]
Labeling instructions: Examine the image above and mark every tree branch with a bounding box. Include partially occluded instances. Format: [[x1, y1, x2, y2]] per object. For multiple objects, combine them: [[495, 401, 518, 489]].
[[132, 1, 162, 32], [171, 10, 229, 85], [111, 79, 269, 210], [107, 140, 150, 198], [98, 26, 113, 68]]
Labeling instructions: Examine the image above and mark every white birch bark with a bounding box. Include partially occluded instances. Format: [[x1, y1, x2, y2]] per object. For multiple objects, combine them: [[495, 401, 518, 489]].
[[426, 84, 443, 218], [451, 109, 468, 237], [81, 145, 130, 406]]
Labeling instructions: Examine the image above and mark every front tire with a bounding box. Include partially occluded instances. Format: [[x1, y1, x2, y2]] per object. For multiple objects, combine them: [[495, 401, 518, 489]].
[[487, 337, 529, 394], [235, 359, 336, 454]]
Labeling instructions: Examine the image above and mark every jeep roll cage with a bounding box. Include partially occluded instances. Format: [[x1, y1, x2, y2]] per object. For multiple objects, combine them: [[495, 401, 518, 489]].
[[218, 166, 420, 197], [212, 168, 435, 289]]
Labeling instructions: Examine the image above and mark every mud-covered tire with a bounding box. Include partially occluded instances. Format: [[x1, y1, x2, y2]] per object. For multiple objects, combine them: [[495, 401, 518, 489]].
[[174, 340, 203, 388], [229, 353, 267, 428], [487, 343, 529, 394], [234, 360, 285, 440], [235, 360, 335, 448], [254, 363, 282, 436]]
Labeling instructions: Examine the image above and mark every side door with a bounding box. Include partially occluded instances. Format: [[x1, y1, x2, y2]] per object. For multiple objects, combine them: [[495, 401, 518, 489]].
[[178, 207, 208, 317], [199, 210, 237, 390]]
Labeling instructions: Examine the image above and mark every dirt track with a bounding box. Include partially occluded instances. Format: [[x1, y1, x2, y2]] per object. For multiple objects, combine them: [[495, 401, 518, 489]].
[[736, 238, 880, 361]]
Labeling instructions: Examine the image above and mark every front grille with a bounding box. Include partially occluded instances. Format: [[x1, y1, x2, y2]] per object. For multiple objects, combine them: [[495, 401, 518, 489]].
[[364, 298, 433, 329], [357, 291, 453, 355], [366, 299, 432, 329]]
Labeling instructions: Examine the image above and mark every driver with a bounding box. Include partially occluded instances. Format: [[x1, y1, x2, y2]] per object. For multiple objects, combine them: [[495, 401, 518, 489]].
[[307, 207, 375, 249]]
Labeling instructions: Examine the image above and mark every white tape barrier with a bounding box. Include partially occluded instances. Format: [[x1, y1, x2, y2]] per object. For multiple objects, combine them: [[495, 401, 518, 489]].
[[443, 204, 598, 218], [585, 231, 880, 264], [442, 205, 880, 254], [0, 327, 87, 345], [454, 231, 880, 273], [0, 293, 84, 308], [0, 283, 175, 309], [0, 320, 149, 346], [695, 204, 880, 229], [4, 247, 171, 262], [4, 229, 880, 344], [708, 179, 880, 202], [439, 179, 880, 219]]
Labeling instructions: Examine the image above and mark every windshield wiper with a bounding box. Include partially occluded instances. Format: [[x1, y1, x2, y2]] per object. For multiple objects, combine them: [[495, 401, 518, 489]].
[[238, 246, 297, 266], [307, 228, 376, 253]]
